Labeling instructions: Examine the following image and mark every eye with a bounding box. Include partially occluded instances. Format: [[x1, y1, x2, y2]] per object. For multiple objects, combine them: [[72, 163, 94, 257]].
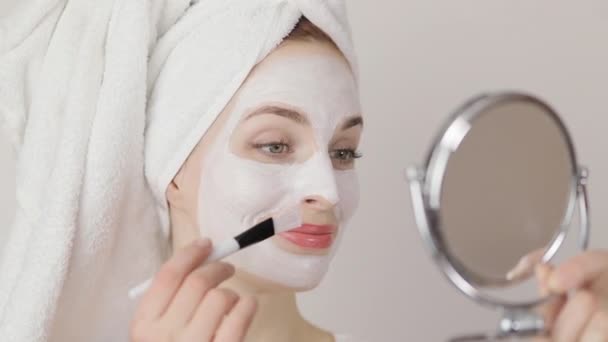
[[329, 148, 363, 168], [252, 141, 292, 157]]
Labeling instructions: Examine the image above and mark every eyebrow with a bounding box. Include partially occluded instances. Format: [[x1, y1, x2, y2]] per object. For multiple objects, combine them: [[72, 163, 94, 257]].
[[244, 105, 309, 125], [340, 116, 363, 130], [244, 105, 363, 130]]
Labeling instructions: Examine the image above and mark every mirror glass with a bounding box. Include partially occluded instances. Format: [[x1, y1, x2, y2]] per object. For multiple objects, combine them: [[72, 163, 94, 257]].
[[438, 98, 575, 287], [408, 92, 589, 340]]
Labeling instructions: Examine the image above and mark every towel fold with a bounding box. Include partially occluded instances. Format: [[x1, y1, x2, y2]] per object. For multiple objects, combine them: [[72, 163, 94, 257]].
[[0, 0, 356, 341]]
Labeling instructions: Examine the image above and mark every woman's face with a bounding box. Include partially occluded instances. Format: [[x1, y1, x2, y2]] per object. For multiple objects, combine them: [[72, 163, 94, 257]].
[[185, 40, 362, 291]]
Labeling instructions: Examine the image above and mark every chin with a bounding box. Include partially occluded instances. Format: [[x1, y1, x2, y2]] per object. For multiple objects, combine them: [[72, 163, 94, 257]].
[[224, 232, 338, 293], [272, 234, 334, 256], [234, 267, 326, 293]]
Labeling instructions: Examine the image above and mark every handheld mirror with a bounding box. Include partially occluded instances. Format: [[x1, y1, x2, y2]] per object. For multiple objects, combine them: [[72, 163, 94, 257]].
[[406, 92, 590, 341]]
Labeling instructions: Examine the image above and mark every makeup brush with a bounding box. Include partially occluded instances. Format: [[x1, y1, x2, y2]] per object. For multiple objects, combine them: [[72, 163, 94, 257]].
[[128, 207, 302, 299]]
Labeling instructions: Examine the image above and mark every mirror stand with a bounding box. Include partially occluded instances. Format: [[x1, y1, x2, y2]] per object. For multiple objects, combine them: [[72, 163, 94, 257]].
[[497, 309, 544, 336], [448, 309, 546, 341], [448, 309, 545, 341]]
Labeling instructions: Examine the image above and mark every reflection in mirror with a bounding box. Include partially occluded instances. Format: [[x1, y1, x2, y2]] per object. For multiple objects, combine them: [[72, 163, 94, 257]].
[[439, 99, 574, 286]]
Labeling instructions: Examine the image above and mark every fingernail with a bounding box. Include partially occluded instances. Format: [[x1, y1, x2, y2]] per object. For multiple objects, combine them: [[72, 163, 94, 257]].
[[196, 237, 211, 248]]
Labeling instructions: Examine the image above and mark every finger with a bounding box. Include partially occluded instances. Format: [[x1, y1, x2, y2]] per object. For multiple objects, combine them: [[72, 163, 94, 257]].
[[185, 288, 239, 340], [549, 250, 608, 293], [163, 262, 235, 325], [133, 238, 212, 321], [538, 295, 566, 333], [579, 310, 608, 342], [213, 296, 258, 342], [538, 296, 567, 331], [552, 291, 597, 342], [535, 264, 566, 331], [507, 248, 546, 282], [537, 263, 554, 296]]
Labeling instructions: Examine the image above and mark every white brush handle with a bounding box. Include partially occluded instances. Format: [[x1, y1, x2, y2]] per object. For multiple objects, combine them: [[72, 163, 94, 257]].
[[206, 238, 240, 263], [128, 278, 153, 299], [128, 239, 240, 300]]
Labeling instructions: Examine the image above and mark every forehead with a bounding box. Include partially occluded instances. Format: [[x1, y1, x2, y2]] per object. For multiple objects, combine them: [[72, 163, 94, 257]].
[[231, 42, 361, 133]]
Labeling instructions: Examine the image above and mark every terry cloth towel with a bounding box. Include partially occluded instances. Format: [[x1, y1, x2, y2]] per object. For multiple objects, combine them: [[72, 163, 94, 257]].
[[0, 0, 357, 341]]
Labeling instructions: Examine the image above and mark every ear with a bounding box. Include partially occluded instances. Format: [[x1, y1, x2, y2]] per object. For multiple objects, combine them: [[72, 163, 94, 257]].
[[166, 159, 201, 251], [166, 164, 187, 211]]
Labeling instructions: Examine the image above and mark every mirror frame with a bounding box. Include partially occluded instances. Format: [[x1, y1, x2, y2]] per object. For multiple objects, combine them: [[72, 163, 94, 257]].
[[407, 91, 590, 310]]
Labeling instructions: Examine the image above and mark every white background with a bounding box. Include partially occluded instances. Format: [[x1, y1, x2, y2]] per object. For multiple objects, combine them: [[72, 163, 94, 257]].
[[1, 1, 608, 341]]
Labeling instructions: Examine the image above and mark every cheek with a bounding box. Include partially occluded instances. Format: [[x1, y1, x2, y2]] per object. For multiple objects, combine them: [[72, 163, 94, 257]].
[[336, 170, 359, 222], [199, 150, 293, 232]]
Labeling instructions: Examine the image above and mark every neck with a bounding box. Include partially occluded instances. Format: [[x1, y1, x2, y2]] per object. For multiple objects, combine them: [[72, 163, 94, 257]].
[[222, 272, 333, 342]]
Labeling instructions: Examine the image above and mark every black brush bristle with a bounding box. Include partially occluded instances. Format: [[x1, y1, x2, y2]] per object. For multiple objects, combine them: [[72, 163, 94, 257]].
[[234, 217, 275, 249]]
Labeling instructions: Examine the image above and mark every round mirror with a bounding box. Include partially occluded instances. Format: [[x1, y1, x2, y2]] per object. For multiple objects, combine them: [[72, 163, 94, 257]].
[[438, 95, 575, 286], [407, 92, 590, 340]]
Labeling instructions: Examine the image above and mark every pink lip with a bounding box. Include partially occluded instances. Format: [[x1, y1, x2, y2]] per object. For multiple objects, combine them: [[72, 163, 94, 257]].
[[279, 224, 337, 249]]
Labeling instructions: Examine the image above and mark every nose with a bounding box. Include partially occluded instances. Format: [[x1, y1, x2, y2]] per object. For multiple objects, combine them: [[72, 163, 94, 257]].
[[294, 153, 340, 210], [302, 195, 336, 211]]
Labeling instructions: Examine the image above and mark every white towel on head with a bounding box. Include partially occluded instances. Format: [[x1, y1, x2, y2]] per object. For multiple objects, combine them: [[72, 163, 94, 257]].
[[145, 0, 358, 235], [0, 0, 357, 341]]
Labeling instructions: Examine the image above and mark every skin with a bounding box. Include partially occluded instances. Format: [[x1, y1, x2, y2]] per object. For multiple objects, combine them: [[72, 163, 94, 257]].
[[132, 39, 361, 342], [533, 251, 608, 342], [130, 240, 257, 342]]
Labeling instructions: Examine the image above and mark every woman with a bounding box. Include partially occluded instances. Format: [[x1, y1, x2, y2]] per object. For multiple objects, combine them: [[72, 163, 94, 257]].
[[132, 17, 363, 342], [0, 0, 607, 341]]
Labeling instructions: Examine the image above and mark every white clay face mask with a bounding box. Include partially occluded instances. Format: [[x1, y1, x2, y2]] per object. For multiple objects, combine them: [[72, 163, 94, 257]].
[[197, 44, 361, 290]]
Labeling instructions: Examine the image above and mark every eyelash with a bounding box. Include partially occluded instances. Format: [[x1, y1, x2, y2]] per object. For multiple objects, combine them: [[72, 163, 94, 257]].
[[251, 141, 363, 165], [329, 149, 363, 164], [251, 140, 293, 157]]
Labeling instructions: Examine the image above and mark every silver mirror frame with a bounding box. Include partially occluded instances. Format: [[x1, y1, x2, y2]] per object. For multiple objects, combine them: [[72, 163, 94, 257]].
[[406, 92, 590, 313]]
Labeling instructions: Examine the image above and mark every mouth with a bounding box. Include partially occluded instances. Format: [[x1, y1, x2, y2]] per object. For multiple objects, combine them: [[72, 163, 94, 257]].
[[278, 224, 337, 249]]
